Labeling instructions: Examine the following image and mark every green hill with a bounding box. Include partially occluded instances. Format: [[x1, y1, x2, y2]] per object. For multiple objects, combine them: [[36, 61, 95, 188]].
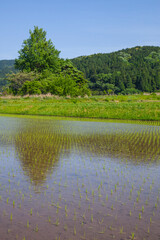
[[0, 60, 16, 90], [71, 46, 160, 94], [1, 46, 160, 94]]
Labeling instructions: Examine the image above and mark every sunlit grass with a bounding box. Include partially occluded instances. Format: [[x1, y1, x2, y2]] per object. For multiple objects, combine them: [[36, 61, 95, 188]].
[[0, 94, 160, 120]]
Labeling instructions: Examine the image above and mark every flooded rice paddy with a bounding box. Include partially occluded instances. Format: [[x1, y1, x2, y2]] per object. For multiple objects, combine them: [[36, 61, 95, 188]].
[[0, 116, 160, 240]]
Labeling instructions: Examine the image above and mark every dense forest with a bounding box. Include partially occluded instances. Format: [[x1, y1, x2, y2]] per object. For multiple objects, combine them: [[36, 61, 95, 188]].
[[71, 46, 160, 94], [1, 46, 160, 94]]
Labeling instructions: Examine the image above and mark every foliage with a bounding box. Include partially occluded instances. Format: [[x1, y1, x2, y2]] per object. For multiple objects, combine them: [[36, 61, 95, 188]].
[[7, 71, 40, 95], [0, 60, 16, 90], [2, 45, 160, 94], [15, 26, 60, 73], [7, 62, 90, 96], [5, 26, 90, 97], [121, 88, 141, 95], [20, 73, 90, 97], [71, 46, 160, 93]]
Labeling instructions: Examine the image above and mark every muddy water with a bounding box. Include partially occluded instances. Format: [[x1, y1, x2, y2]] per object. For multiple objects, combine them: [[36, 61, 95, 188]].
[[0, 116, 160, 240]]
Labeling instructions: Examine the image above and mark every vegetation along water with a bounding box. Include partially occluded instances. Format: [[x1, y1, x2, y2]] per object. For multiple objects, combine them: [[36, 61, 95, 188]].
[[0, 94, 160, 121]]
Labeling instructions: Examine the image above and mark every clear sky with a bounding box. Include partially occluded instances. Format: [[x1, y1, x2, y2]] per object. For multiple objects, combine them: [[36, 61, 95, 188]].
[[0, 0, 160, 60]]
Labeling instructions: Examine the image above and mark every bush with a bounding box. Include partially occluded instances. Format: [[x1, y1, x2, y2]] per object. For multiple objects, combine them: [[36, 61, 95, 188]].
[[20, 81, 42, 95], [17, 73, 90, 97], [121, 88, 141, 95]]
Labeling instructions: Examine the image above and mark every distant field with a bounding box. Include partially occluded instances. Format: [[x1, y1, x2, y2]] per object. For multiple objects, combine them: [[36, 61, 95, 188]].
[[0, 94, 160, 121]]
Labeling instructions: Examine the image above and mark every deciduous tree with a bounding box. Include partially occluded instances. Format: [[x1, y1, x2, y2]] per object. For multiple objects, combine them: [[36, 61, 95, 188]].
[[15, 26, 60, 73]]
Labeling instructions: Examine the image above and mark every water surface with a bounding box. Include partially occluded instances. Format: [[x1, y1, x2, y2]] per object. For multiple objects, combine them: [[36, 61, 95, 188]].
[[0, 116, 160, 240]]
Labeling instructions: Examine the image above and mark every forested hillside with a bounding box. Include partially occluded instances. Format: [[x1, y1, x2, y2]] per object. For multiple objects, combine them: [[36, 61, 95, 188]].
[[1, 46, 160, 94], [71, 46, 160, 94], [0, 60, 16, 90]]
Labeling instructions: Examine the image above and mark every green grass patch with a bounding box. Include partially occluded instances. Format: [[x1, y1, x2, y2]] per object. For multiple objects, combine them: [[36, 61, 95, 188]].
[[0, 94, 160, 121]]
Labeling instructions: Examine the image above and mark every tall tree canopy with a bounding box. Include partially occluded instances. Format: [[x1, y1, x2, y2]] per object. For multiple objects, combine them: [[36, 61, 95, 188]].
[[6, 26, 90, 96], [15, 26, 60, 73]]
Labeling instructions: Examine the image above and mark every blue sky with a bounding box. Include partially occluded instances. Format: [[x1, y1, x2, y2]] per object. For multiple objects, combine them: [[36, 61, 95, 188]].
[[0, 0, 160, 59]]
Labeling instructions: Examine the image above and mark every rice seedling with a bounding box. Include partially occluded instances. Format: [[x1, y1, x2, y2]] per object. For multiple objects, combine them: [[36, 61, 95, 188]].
[[1, 115, 160, 239], [27, 220, 29, 228], [10, 213, 12, 221], [53, 218, 60, 226], [119, 226, 125, 234], [129, 232, 136, 240], [150, 217, 152, 224], [34, 224, 39, 232], [82, 212, 86, 220], [91, 214, 93, 223], [74, 209, 77, 221]]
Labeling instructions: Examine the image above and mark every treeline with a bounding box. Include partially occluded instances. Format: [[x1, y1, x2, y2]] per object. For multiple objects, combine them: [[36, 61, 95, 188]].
[[1, 45, 160, 95], [71, 46, 160, 94]]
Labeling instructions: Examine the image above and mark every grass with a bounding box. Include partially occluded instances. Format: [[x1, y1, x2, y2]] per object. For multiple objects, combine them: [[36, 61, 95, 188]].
[[0, 94, 160, 121]]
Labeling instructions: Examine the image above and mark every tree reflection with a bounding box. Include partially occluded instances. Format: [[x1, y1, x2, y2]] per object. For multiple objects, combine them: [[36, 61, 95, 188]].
[[14, 119, 160, 186]]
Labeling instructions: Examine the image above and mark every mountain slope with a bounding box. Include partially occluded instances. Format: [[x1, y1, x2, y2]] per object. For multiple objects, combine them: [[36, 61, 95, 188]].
[[71, 46, 160, 94], [0, 60, 16, 90], [1, 46, 160, 94]]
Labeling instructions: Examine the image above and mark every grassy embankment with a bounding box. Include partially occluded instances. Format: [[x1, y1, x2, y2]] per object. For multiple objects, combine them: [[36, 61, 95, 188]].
[[0, 94, 160, 121]]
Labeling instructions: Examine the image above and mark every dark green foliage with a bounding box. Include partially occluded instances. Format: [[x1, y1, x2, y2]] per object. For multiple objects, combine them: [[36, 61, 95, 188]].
[[6, 58, 90, 96], [1, 45, 160, 95], [0, 60, 16, 90], [0, 60, 15, 70], [7, 67, 89, 97], [19, 72, 90, 96], [71, 46, 160, 93]]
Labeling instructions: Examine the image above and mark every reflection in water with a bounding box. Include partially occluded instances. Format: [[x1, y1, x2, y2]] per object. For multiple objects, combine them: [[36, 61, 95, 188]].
[[14, 130, 73, 186], [1, 116, 160, 240], [13, 119, 160, 185]]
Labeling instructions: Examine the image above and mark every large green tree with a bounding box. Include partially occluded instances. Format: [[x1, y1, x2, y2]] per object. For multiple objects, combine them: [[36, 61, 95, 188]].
[[7, 26, 90, 96], [15, 26, 60, 73]]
